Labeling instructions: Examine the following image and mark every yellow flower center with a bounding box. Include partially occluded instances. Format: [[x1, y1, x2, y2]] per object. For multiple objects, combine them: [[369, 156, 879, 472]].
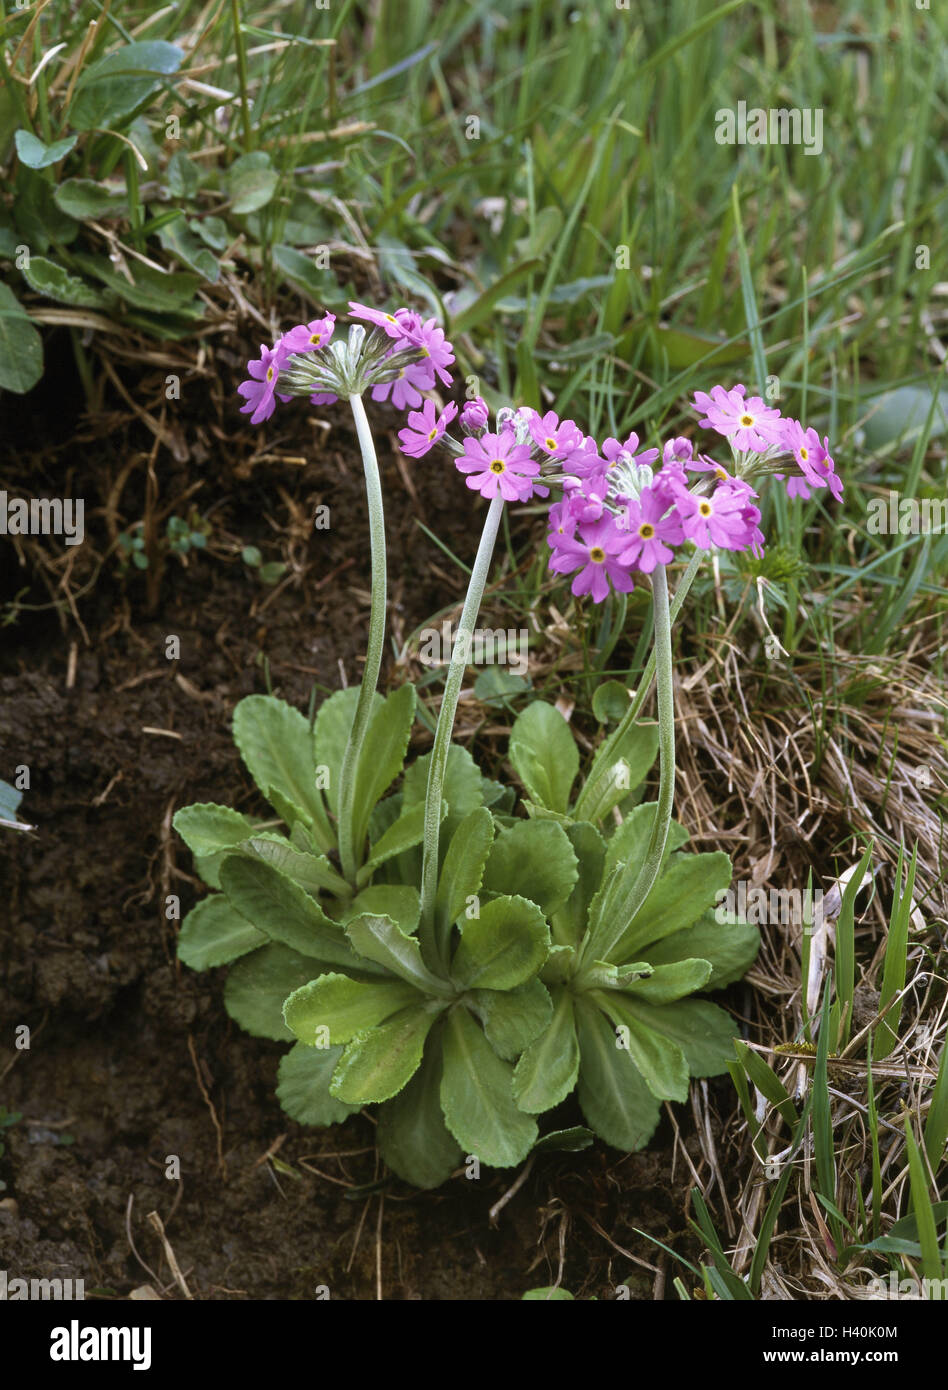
[[698, 501, 712, 517], [546, 437, 557, 450], [490, 459, 506, 475], [309, 332, 322, 345], [799, 446, 808, 460], [266, 366, 274, 381], [715, 467, 728, 480], [638, 523, 655, 540], [589, 546, 606, 563], [427, 428, 438, 441]]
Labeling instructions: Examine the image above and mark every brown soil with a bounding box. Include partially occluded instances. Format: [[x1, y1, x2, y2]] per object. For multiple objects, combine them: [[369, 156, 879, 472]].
[[0, 340, 714, 1300]]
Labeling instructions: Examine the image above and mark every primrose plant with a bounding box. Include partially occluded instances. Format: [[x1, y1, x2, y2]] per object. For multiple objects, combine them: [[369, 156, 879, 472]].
[[174, 304, 841, 1187]]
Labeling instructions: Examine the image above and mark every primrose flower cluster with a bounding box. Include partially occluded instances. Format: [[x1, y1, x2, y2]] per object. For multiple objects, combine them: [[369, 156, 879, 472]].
[[237, 305, 842, 607], [410, 384, 842, 604], [237, 302, 456, 424]]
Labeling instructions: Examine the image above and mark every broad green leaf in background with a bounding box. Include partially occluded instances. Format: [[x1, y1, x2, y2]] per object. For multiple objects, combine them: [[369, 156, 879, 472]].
[[313, 686, 381, 817], [166, 151, 201, 199], [376, 233, 444, 315], [0, 282, 43, 394], [447, 257, 543, 335], [513, 986, 580, 1113], [351, 683, 416, 857], [617, 322, 749, 371], [233, 694, 333, 845], [513, 206, 563, 260], [192, 216, 229, 252], [13, 167, 78, 251], [591, 680, 631, 723], [531, 1127, 595, 1154], [54, 178, 128, 220], [857, 386, 948, 452], [272, 244, 350, 310], [345, 913, 451, 993], [481, 819, 578, 919], [401, 743, 485, 820], [644, 912, 760, 989], [572, 720, 659, 824], [173, 802, 255, 859], [440, 1005, 538, 1167], [14, 130, 78, 169], [223, 942, 322, 1041], [621, 997, 740, 1077], [508, 701, 579, 814], [574, 997, 662, 1151], [219, 855, 357, 969], [276, 1041, 359, 1127], [467, 978, 552, 1060], [20, 256, 111, 308], [339, 884, 421, 935], [594, 990, 690, 1101], [550, 822, 606, 948], [597, 804, 689, 891], [69, 41, 184, 132], [283, 972, 420, 1044], [473, 669, 529, 707], [612, 850, 733, 960], [450, 895, 550, 991], [227, 151, 279, 214], [177, 894, 267, 970], [156, 216, 220, 281], [435, 805, 494, 935], [330, 1004, 440, 1104], [376, 1043, 462, 1189], [620, 958, 714, 1005], [69, 251, 202, 316], [357, 801, 433, 885], [240, 833, 351, 899]]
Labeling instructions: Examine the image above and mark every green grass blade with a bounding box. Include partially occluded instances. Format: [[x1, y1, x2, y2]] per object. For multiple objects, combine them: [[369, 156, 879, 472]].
[[904, 1116, 944, 1283], [876, 844, 918, 1060]]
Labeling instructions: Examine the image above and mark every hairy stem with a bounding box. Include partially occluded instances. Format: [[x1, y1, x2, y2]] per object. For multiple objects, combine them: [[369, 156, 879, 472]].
[[571, 547, 701, 823], [419, 493, 506, 972], [580, 562, 676, 965], [623, 548, 701, 727], [337, 393, 387, 883]]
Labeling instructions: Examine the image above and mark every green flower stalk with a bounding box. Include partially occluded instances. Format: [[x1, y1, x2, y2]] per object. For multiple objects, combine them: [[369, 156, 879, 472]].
[[418, 493, 506, 972], [268, 318, 435, 883], [572, 545, 703, 833], [579, 562, 675, 966], [336, 393, 387, 882]]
